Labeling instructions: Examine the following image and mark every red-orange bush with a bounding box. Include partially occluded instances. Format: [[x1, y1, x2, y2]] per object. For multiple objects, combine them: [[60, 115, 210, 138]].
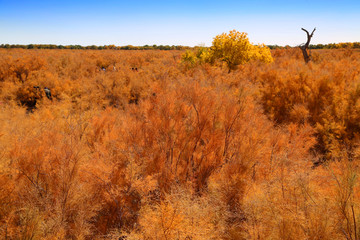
[[1, 48, 360, 239]]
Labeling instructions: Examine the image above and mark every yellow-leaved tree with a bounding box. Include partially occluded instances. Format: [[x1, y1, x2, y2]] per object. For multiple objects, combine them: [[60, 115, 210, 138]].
[[211, 30, 273, 72]]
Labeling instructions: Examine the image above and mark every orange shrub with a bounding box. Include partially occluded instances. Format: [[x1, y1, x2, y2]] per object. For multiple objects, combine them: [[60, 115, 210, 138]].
[[1, 48, 360, 239]]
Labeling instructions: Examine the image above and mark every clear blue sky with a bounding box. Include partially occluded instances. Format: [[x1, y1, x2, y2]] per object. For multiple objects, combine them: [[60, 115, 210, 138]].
[[1, 0, 359, 46]]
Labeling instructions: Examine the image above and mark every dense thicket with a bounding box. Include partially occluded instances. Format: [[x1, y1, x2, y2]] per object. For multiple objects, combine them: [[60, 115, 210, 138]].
[[1, 48, 360, 239]]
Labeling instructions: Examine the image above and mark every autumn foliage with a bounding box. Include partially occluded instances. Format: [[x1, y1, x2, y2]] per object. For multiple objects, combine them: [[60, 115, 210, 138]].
[[1, 47, 360, 239], [181, 30, 273, 72]]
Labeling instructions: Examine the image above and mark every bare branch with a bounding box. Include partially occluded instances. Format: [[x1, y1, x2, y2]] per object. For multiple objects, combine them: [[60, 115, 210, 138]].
[[299, 27, 316, 63], [301, 28, 310, 38], [311, 27, 316, 37]]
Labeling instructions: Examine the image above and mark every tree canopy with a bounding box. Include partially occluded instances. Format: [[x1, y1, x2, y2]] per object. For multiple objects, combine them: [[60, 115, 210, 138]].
[[210, 30, 273, 72]]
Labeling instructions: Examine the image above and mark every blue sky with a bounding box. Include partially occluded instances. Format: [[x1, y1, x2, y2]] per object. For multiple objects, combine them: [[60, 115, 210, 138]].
[[1, 0, 359, 46]]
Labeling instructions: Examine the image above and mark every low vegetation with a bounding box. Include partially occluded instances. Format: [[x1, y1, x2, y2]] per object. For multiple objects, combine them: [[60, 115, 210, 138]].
[[1, 36, 360, 239]]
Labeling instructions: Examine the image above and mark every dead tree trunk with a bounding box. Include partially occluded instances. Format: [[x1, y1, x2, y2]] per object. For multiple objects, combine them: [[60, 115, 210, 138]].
[[299, 28, 316, 63]]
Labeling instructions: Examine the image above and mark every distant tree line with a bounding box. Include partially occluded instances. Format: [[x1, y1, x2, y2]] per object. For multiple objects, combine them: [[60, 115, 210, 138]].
[[267, 42, 360, 50], [1, 42, 359, 50], [309, 42, 360, 49], [0, 44, 190, 50]]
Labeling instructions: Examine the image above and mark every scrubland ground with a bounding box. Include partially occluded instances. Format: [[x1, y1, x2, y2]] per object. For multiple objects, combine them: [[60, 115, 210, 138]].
[[1, 48, 360, 239]]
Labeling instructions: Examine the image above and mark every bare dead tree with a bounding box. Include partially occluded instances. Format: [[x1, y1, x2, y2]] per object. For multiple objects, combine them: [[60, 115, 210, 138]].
[[299, 27, 316, 63]]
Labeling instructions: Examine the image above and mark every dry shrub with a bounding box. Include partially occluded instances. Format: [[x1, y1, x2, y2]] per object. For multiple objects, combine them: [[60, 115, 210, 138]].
[[1, 48, 360, 239], [121, 187, 227, 240]]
